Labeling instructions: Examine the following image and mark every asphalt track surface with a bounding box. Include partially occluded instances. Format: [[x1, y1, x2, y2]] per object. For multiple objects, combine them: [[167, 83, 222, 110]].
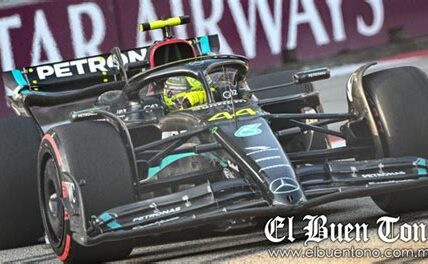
[[2, 55, 428, 263]]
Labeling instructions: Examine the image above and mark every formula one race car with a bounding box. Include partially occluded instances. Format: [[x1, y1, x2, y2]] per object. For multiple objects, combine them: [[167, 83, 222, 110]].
[[2, 16, 428, 263]]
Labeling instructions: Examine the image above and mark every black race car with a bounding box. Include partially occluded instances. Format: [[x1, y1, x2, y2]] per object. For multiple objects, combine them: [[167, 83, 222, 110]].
[[2, 16, 428, 263]]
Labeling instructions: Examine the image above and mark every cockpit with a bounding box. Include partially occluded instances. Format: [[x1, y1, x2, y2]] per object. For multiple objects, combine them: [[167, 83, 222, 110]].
[[123, 56, 252, 115]]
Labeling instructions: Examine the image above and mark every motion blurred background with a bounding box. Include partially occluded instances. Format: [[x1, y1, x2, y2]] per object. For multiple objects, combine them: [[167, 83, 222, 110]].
[[1, 0, 427, 117]]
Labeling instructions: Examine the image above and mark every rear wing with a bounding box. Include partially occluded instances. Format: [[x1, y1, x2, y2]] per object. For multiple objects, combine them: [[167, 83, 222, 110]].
[[2, 34, 220, 95]]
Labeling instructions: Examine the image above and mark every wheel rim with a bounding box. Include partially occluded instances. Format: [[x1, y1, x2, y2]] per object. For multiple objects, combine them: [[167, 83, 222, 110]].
[[42, 158, 65, 248]]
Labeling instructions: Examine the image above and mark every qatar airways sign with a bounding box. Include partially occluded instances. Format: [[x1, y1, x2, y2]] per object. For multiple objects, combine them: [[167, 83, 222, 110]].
[[121, 0, 390, 66], [0, 0, 428, 116], [133, 0, 384, 59], [1, 0, 428, 72], [0, 1, 115, 72]]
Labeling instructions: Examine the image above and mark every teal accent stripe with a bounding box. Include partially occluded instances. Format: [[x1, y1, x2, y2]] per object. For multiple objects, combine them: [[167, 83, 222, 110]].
[[304, 68, 327, 74], [99, 213, 122, 230], [107, 221, 122, 230], [418, 168, 427, 176], [416, 158, 427, 176], [99, 212, 112, 222], [148, 152, 197, 178], [200, 35, 211, 54], [20, 89, 31, 95], [11, 69, 28, 86], [416, 158, 427, 167]]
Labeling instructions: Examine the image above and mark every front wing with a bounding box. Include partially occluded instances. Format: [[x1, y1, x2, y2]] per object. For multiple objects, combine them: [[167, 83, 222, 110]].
[[71, 156, 428, 246]]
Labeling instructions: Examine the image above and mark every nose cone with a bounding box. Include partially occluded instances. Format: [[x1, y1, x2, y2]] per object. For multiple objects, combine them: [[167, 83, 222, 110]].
[[217, 118, 305, 205]]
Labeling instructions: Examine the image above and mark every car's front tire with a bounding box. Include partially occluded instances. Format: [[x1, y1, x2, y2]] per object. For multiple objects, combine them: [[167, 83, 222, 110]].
[[364, 66, 428, 213], [38, 121, 135, 263]]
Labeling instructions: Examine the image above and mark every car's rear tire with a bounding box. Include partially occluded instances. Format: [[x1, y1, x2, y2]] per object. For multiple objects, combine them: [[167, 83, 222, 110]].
[[38, 121, 135, 263], [0, 117, 43, 249], [365, 67, 428, 214]]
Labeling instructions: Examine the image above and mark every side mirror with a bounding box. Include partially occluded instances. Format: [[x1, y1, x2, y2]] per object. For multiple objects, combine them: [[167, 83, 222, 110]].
[[294, 68, 330, 84], [251, 67, 331, 94]]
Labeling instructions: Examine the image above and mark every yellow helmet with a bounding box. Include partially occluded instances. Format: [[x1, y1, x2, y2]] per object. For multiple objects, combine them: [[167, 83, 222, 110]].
[[163, 76, 207, 110]]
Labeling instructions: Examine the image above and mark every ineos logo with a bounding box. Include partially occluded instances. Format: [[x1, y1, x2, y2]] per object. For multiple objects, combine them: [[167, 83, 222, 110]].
[[269, 177, 299, 194]]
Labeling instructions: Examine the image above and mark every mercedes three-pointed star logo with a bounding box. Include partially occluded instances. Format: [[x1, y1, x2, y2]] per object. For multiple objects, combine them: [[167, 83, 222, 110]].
[[269, 177, 300, 194]]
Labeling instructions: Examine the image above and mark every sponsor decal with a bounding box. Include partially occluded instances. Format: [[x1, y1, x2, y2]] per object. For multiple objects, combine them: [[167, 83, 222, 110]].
[[269, 177, 300, 194], [193, 100, 246, 111], [208, 107, 257, 122], [259, 164, 291, 173], [31, 48, 147, 80], [360, 163, 406, 178], [361, 171, 406, 178], [368, 180, 413, 185], [265, 215, 428, 244], [132, 206, 181, 223], [245, 146, 279, 156], [133, 216, 180, 230], [255, 156, 281, 163], [234, 123, 262, 137], [222, 89, 238, 99]]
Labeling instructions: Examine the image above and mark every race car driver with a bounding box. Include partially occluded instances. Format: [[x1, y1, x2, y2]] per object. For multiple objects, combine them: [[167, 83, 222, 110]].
[[162, 74, 250, 111], [162, 76, 208, 111]]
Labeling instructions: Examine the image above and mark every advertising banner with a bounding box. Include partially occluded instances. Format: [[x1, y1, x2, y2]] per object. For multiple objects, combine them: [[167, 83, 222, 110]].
[[1, 0, 428, 116]]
